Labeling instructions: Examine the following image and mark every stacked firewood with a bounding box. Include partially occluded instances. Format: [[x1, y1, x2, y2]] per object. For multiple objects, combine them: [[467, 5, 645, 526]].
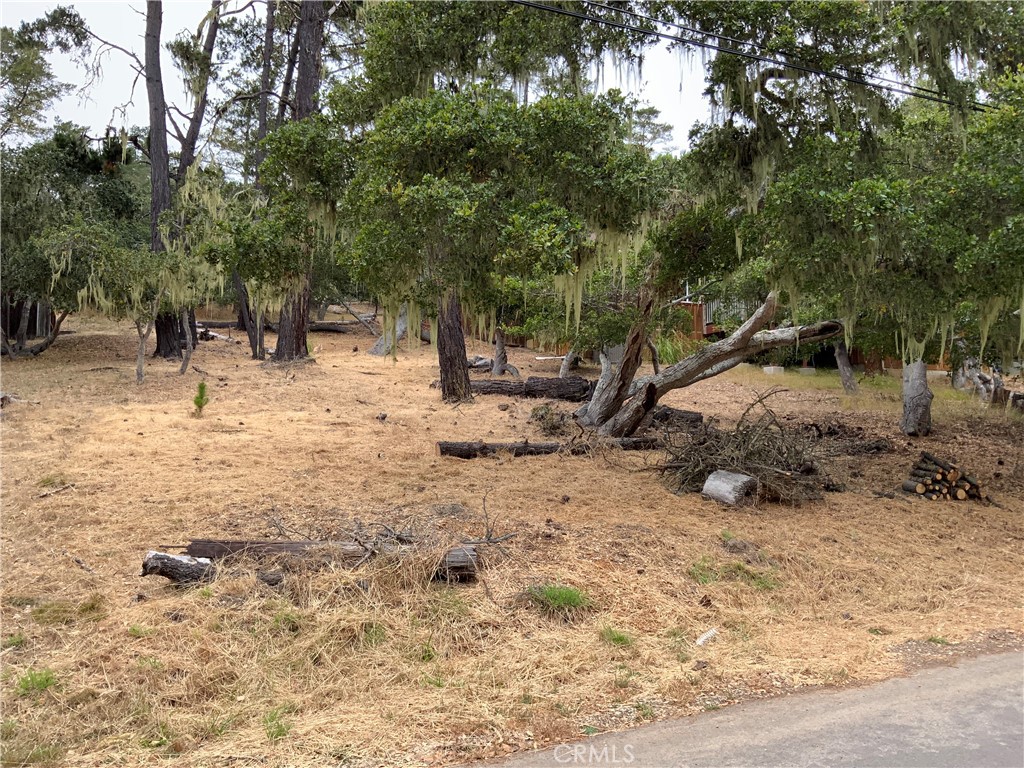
[[901, 451, 985, 501]]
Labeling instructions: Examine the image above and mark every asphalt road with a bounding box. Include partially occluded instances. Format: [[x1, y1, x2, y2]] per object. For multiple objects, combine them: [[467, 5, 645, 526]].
[[492, 651, 1024, 768]]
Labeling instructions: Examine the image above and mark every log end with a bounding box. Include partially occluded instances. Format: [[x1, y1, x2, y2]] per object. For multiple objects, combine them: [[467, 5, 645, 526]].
[[702, 471, 758, 506]]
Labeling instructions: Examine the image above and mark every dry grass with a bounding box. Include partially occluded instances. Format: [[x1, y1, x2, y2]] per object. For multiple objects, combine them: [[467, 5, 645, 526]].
[[1, 313, 1022, 767]]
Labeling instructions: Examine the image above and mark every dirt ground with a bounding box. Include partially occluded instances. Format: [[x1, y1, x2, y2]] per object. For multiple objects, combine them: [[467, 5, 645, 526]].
[[2, 314, 1022, 767]]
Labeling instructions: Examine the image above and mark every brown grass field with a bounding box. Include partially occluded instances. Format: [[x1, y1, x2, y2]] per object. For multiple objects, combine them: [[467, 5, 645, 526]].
[[2, 313, 1022, 767]]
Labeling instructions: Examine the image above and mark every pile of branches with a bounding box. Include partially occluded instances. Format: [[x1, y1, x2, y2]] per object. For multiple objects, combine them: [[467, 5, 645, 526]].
[[659, 390, 831, 503]]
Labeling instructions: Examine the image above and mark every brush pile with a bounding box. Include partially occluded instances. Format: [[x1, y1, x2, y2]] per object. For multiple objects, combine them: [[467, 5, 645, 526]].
[[660, 390, 831, 503], [901, 451, 987, 501]]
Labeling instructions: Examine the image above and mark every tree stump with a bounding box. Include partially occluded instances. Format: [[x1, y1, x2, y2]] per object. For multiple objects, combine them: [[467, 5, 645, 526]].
[[900, 360, 933, 436]]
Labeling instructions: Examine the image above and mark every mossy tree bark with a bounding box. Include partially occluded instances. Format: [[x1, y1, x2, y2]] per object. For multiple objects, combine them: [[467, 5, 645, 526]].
[[437, 288, 472, 403]]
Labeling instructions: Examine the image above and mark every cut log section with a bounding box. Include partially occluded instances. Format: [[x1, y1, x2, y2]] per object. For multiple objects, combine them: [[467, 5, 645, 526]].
[[702, 470, 758, 506], [902, 480, 926, 495], [468, 376, 594, 402]]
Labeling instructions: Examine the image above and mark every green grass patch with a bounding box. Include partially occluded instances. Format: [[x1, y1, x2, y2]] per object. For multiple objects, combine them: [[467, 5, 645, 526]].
[[30, 601, 75, 626], [927, 635, 950, 645], [360, 622, 387, 648], [263, 705, 295, 741], [128, 624, 152, 639], [689, 558, 779, 590], [76, 593, 106, 620], [32, 594, 106, 625], [272, 611, 303, 634], [37, 473, 69, 488], [721, 562, 780, 591], [2, 633, 26, 650], [16, 668, 57, 696], [0, 741, 64, 764], [599, 626, 634, 648], [688, 557, 719, 585], [526, 584, 593, 618]]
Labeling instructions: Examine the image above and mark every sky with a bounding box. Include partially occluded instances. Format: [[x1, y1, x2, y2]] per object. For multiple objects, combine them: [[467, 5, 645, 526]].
[[2, 0, 712, 153]]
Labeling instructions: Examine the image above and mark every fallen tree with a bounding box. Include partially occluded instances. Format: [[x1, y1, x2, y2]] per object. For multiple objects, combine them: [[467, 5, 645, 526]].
[[576, 291, 843, 436], [436, 436, 661, 459], [466, 375, 594, 401]]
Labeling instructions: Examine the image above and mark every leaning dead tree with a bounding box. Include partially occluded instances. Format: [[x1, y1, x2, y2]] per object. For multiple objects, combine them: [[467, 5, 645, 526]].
[[577, 291, 843, 436]]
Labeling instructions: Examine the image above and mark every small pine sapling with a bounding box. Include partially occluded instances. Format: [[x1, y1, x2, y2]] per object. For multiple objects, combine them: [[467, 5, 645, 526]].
[[193, 381, 209, 417]]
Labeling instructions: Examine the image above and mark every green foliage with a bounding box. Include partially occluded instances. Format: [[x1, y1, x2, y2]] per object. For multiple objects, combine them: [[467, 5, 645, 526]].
[[599, 626, 634, 648], [526, 584, 593, 618], [16, 668, 56, 696], [687, 557, 719, 585], [343, 85, 662, 327], [263, 705, 295, 741], [1, 8, 88, 140], [2, 633, 26, 650], [193, 381, 209, 417]]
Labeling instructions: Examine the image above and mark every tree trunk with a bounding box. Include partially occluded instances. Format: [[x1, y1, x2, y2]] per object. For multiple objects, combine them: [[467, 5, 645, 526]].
[[368, 303, 408, 356], [179, 308, 194, 374], [233, 269, 263, 359], [145, 1, 178, 358], [437, 288, 472, 403], [646, 337, 661, 375], [19, 310, 69, 357], [174, 0, 221, 187], [294, 0, 325, 119], [272, 280, 310, 361], [558, 347, 579, 378], [135, 316, 156, 384], [153, 313, 182, 359], [271, 0, 325, 362], [275, 19, 302, 127], [834, 340, 858, 394], [583, 292, 843, 437], [579, 290, 656, 429], [255, 0, 275, 170], [899, 359, 933, 437], [14, 301, 30, 349], [490, 327, 520, 376]]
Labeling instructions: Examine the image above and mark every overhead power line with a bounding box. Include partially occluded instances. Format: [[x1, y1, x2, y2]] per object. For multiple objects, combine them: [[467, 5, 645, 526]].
[[509, 0, 990, 112]]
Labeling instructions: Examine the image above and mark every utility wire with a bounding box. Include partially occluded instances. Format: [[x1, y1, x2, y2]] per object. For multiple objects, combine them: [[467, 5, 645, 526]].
[[509, 0, 990, 112], [586, 0, 972, 106]]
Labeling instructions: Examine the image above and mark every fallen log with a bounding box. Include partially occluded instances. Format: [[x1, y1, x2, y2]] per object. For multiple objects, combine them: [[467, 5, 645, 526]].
[[437, 440, 583, 459], [436, 436, 663, 459], [702, 470, 758, 506], [308, 321, 354, 334], [467, 376, 594, 401], [144, 539, 479, 585]]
